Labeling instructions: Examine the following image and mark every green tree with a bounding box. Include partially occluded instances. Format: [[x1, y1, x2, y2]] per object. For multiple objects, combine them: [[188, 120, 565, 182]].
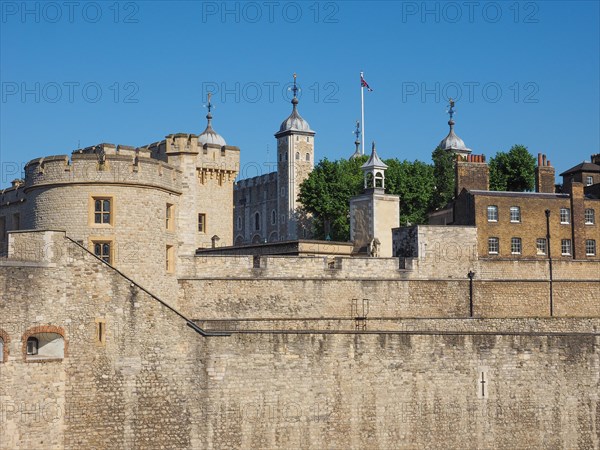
[[298, 156, 365, 241], [298, 156, 435, 241], [489, 145, 536, 191], [431, 146, 455, 210], [385, 159, 435, 225]]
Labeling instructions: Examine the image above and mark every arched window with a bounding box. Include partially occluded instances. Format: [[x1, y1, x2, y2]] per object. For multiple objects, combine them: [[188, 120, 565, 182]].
[[295, 152, 300, 160], [237, 216, 242, 230], [285, 152, 288, 161], [254, 212, 260, 231], [23, 326, 66, 361], [375, 172, 384, 188], [279, 153, 282, 162], [234, 235, 244, 246], [271, 210, 276, 225], [306, 153, 310, 161], [26, 337, 39, 355]]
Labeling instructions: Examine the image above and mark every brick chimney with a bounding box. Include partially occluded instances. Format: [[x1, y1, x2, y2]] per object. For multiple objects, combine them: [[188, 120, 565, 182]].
[[591, 153, 600, 165], [534, 153, 555, 193], [455, 154, 489, 196]]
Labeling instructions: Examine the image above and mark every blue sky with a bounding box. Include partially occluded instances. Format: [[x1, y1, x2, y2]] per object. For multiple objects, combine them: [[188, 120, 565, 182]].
[[1, 1, 599, 186]]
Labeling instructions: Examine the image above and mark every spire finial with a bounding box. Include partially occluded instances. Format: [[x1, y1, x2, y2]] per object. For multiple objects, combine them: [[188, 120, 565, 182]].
[[204, 92, 214, 127], [290, 73, 299, 106], [372, 141, 376, 153], [446, 98, 455, 128], [292, 73, 298, 98]]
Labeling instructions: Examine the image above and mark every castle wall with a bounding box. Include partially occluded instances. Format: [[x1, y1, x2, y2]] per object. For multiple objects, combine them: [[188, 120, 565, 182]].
[[0, 232, 599, 449], [234, 173, 278, 245], [179, 253, 599, 320]]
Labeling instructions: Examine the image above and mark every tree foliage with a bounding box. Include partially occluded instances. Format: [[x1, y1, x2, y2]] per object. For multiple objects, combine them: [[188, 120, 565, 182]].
[[298, 156, 435, 241], [431, 145, 455, 210], [297, 157, 365, 241], [489, 145, 536, 191]]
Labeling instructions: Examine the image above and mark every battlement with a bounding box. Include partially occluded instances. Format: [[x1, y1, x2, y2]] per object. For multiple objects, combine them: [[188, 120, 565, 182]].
[[23, 152, 183, 194], [234, 171, 277, 190], [143, 134, 240, 175], [0, 182, 27, 208]]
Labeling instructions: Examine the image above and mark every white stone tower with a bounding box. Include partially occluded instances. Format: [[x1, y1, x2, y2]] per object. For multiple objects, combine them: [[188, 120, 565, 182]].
[[349, 142, 400, 257], [274, 74, 315, 240]]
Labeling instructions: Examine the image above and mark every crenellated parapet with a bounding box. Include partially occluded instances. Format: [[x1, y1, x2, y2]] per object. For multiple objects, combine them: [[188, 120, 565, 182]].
[[0, 180, 27, 208], [24, 149, 183, 194]]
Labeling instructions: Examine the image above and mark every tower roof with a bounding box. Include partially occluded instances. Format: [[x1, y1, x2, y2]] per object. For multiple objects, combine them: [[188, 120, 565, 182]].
[[439, 99, 471, 154], [198, 93, 227, 146], [361, 142, 388, 170], [277, 74, 314, 135]]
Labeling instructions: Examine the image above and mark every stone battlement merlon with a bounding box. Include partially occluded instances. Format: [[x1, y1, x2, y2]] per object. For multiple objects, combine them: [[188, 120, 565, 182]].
[[0, 183, 27, 208], [23, 152, 182, 194], [234, 171, 277, 190]]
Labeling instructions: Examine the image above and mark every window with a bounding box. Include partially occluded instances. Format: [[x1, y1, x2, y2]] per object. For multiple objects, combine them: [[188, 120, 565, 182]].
[[561, 239, 572, 255], [509, 206, 521, 223], [536, 238, 547, 255], [0, 217, 5, 241], [95, 319, 106, 345], [281, 187, 285, 198], [488, 237, 499, 254], [12, 213, 20, 230], [166, 245, 174, 272], [271, 210, 276, 225], [254, 212, 260, 231], [281, 214, 285, 224], [511, 237, 522, 254], [24, 330, 65, 361], [560, 208, 570, 224], [198, 213, 206, 233], [295, 152, 300, 160], [93, 242, 112, 264], [487, 206, 498, 222], [586, 176, 594, 186], [585, 209, 595, 224], [586, 240, 596, 256], [306, 153, 310, 161], [166, 204, 174, 230], [237, 216, 242, 230], [307, 137, 310, 142], [93, 198, 112, 224], [26, 337, 39, 355]]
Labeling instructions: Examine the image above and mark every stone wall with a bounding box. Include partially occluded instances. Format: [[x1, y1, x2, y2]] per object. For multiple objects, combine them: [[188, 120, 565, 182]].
[[0, 232, 599, 449]]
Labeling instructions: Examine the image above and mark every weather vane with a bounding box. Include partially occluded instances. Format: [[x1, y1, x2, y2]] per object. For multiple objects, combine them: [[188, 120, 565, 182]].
[[204, 92, 213, 114], [354, 121, 361, 141], [290, 73, 299, 98], [446, 98, 455, 120]]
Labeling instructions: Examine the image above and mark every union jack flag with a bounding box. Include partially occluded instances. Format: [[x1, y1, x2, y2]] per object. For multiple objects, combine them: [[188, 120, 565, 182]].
[[360, 75, 373, 92]]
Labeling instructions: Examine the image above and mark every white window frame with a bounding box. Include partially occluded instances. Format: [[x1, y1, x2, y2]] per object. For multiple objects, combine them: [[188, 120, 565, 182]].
[[586, 176, 593, 186], [488, 237, 499, 255], [585, 239, 596, 256], [584, 208, 595, 225], [509, 206, 521, 223], [487, 205, 498, 222], [561, 239, 572, 255], [560, 208, 570, 224], [536, 238, 547, 255], [511, 237, 522, 255]]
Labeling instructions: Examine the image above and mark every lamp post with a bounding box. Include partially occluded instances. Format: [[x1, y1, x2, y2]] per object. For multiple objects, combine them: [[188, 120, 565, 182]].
[[545, 209, 553, 317], [468, 270, 475, 317]]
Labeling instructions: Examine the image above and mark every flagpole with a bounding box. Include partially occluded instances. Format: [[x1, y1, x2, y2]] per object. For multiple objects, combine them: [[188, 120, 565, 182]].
[[360, 71, 365, 155]]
